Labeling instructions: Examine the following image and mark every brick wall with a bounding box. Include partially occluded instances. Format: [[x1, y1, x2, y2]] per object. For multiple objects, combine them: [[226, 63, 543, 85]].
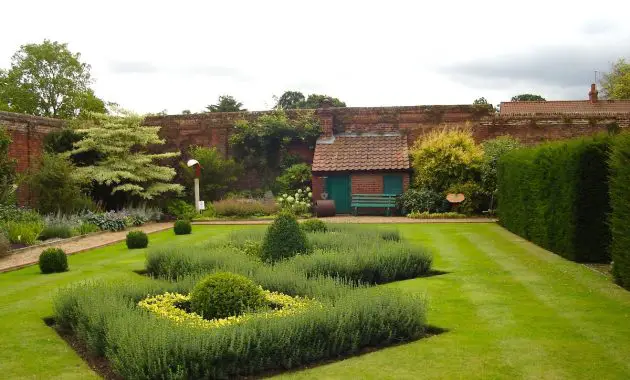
[[1, 111, 64, 205], [351, 174, 383, 194]]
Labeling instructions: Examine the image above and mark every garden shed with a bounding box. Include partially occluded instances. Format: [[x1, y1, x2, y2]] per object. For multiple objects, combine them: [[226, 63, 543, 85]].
[[311, 132, 410, 214]]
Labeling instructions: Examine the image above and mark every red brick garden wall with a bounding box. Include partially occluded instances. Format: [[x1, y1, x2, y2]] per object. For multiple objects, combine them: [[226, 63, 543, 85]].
[[1, 111, 63, 205]]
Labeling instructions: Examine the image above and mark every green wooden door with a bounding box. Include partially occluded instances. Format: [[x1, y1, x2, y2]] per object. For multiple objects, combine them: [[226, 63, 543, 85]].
[[326, 175, 351, 213], [383, 174, 403, 195]]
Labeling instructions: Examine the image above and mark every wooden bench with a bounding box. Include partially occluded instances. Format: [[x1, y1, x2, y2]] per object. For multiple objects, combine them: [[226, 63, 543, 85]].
[[351, 194, 398, 216]]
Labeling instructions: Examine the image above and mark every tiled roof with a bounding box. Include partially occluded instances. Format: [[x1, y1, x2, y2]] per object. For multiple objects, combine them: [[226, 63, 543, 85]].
[[500, 100, 630, 116], [312, 134, 410, 172]]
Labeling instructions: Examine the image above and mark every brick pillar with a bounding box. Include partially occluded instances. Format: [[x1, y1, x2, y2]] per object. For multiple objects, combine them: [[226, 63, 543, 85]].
[[317, 98, 333, 138]]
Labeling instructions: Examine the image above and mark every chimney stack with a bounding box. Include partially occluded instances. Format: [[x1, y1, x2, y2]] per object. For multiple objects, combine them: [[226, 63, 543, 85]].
[[318, 97, 334, 138], [589, 83, 598, 103]]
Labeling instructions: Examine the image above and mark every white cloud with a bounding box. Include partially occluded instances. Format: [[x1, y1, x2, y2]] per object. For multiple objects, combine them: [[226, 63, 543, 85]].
[[1, 0, 629, 113]]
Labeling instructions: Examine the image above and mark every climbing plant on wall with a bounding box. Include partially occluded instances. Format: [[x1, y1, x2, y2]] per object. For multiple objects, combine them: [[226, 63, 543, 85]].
[[229, 110, 320, 188]]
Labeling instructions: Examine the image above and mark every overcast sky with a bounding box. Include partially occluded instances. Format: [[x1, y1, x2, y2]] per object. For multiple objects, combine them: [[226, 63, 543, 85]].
[[1, 0, 629, 114]]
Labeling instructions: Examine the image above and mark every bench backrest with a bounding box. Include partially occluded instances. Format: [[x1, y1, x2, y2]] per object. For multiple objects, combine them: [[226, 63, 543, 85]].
[[351, 193, 398, 206]]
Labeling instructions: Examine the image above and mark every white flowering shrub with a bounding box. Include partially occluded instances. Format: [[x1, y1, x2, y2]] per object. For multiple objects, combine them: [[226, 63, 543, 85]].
[[277, 186, 312, 215]]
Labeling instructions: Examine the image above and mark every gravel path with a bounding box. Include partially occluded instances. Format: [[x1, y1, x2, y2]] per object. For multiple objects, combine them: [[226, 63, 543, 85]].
[[0, 217, 496, 272], [0, 223, 173, 273]]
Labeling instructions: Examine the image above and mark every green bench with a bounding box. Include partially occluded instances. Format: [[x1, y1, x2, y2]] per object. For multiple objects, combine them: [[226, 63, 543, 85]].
[[351, 193, 398, 216]]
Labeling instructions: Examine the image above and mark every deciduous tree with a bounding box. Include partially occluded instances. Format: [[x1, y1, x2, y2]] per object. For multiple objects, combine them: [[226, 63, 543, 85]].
[[510, 94, 546, 101], [601, 58, 630, 100], [206, 95, 246, 112]]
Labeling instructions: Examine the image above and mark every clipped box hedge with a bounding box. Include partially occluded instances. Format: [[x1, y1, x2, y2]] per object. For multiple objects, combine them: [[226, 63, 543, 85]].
[[609, 133, 630, 288], [497, 135, 611, 262]]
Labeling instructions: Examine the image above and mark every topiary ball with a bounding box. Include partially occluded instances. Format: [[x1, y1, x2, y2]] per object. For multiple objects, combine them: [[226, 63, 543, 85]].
[[126, 231, 148, 249], [189, 272, 266, 320], [38, 248, 68, 274], [174, 220, 192, 235], [261, 211, 311, 263], [300, 218, 328, 233]]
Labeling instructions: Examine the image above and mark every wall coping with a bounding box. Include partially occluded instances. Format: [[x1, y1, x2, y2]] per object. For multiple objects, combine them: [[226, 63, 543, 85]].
[[0, 111, 65, 128]]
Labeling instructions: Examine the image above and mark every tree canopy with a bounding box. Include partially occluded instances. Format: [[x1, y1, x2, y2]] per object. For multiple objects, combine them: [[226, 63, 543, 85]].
[[275, 91, 346, 109], [0, 40, 106, 118], [510, 94, 546, 102], [601, 58, 630, 100], [206, 95, 246, 112], [69, 112, 183, 199]]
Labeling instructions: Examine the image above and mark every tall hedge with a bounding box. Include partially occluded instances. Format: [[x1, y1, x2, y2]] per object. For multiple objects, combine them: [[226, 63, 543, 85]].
[[497, 136, 611, 262], [609, 133, 630, 288]]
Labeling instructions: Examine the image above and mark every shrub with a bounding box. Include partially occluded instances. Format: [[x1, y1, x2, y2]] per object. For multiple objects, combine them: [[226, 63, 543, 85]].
[[480, 136, 522, 195], [40, 223, 75, 240], [189, 272, 266, 320], [2, 220, 44, 245], [28, 153, 94, 214], [275, 163, 312, 193], [410, 127, 483, 191], [609, 133, 630, 288], [300, 218, 327, 233], [407, 211, 467, 219], [81, 211, 128, 232], [53, 280, 425, 380], [396, 188, 449, 214], [277, 186, 312, 215], [0, 232, 9, 257], [174, 220, 192, 235], [38, 248, 68, 274], [379, 228, 400, 241], [75, 222, 100, 235], [445, 182, 489, 215], [213, 198, 278, 218], [498, 135, 611, 262], [181, 146, 243, 202], [261, 212, 310, 263], [126, 231, 148, 249], [166, 199, 197, 221]]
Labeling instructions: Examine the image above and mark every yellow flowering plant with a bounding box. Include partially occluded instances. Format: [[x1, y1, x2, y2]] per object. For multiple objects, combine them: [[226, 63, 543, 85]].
[[138, 290, 319, 329]]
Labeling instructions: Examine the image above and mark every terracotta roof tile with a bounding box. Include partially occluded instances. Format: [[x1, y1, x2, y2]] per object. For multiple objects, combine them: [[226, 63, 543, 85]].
[[499, 100, 630, 116], [312, 134, 410, 172]]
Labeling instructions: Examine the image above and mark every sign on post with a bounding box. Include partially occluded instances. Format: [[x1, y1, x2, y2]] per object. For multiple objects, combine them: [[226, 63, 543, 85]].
[[198, 201, 205, 210]]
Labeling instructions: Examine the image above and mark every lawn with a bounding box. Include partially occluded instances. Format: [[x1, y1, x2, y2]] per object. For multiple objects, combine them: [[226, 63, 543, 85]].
[[2, 223, 630, 379]]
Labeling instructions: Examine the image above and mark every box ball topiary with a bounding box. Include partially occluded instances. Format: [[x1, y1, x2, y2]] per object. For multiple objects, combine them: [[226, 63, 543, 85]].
[[261, 211, 311, 263], [126, 231, 148, 249], [300, 218, 328, 233], [189, 272, 266, 320], [38, 248, 68, 274], [173, 220, 192, 235]]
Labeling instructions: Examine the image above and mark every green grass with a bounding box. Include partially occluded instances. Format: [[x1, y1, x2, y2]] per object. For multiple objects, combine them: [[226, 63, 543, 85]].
[[2, 224, 630, 379]]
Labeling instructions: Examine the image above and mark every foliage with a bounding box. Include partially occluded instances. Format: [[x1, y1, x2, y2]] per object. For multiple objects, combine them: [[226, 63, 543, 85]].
[[166, 199, 197, 221], [410, 128, 483, 192], [277, 186, 312, 215], [69, 112, 183, 199], [53, 278, 424, 379], [38, 248, 68, 274], [0, 205, 42, 223], [75, 222, 100, 235], [138, 290, 315, 329], [498, 135, 611, 262], [40, 223, 75, 240], [206, 95, 246, 112], [473, 97, 489, 105], [190, 272, 266, 320], [174, 220, 192, 235], [0, 232, 8, 257], [480, 136, 522, 195], [261, 212, 310, 262], [275, 163, 311, 193], [28, 153, 94, 214], [275, 91, 346, 109], [229, 110, 320, 186], [600, 58, 630, 100], [0, 126, 17, 205], [81, 211, 127, 232], [43, 128, 102, 166], [300, 219, 327, 233], [180, 146, 243, 202], [407, 211, 467, 219], [213, 198, 278, 218], [609, 133, 630, 288], [2, 220, 44, 245], [126, 231, 148, 249], [0, 40, 106, 118], [396, 188, 449, 214], [445, 182, 488, 215], [379, 228, 400, 241], [122, 205, 162, 226], [510, 94, 546, 101]]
